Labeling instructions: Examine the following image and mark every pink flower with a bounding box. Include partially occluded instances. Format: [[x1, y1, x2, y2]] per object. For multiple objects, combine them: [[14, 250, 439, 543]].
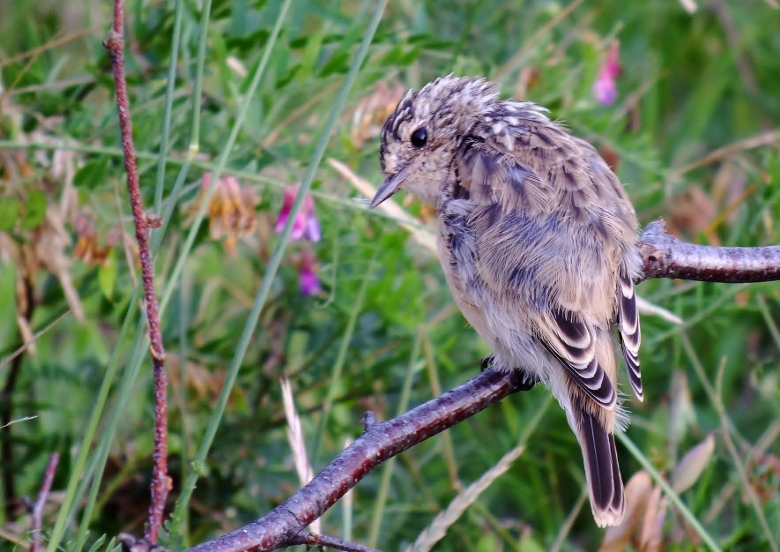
[[298, 249, 322, 297], [275, 186, 321, 242], [593, 42, 620, 105]]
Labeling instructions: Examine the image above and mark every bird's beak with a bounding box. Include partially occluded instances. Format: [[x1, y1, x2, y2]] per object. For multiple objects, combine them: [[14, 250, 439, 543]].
[[371, 167, 408, 208]]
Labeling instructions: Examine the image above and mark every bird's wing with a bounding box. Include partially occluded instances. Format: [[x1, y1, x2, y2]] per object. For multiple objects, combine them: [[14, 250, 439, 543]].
[[457, 140, 618, 410], [618, 266, 642, 401], [539, 308, 617, 409]]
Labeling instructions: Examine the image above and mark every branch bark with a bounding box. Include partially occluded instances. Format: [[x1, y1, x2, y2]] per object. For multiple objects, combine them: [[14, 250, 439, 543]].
[[638, 219, 780, 283], [188, 369, 521, 552], [185, 219, 780, 552]]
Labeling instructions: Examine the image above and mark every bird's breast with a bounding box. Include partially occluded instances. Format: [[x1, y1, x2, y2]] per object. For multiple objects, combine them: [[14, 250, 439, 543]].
[[437, 202, 492, 334]]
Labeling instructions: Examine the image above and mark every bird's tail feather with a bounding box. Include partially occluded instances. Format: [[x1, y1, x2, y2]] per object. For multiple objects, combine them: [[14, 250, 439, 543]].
[[573, 395, 625, 527]]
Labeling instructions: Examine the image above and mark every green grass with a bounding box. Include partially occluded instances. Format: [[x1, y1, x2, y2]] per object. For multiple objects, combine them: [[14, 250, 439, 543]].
[[1, 0, 780, 550]]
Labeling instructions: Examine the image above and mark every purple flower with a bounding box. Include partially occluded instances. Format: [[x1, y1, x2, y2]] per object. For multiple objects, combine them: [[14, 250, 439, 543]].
[[593, 42, 620, 105], [275, 186, 320, 242], [298, 249, 322, 297]]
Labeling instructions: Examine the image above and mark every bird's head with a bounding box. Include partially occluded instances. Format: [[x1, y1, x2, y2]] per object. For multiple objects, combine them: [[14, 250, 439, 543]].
[[371, 76, 498, 209]]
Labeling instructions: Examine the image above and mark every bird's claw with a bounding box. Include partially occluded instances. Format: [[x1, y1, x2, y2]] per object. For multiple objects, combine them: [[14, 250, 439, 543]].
[[513, 371, 538, 391], [480, 355, 495, 371]]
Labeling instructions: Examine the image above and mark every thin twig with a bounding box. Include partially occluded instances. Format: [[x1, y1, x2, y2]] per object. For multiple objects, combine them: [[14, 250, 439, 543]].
[[549, 487, 588, 552], [671, 129, 780, 178], [0, 310, 71, 373], [0, 25, 103, 69], [288, 532, 383, 552], [405, 443, 526, 552], [103, 1, 169, 543], [30, 453, 59, 552]]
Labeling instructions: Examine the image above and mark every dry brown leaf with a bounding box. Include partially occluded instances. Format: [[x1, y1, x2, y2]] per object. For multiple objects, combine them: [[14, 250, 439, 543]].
[[600, 470, 654, 552], [711, 160, 747, 224], [514, 65, 541, 99], [188, 172, 260, 255], [349, 81, 405, 148], [15, 274, 36, 355], [670, 434, 715, 494], [667, 186, 718, 243], [639, 485, 666, 552], [72, 212, 115, 266], [734, 291, 751, 307], [598, 146, 620, 172], [34, 208, 84, 322], [668, 370, 695, 462]]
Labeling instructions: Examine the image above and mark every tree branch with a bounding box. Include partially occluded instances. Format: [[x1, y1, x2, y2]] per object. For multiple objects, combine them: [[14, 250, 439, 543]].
[[187, 369, 521, 552], [184, 219, 780, 552], [638, 219, 780, 283]]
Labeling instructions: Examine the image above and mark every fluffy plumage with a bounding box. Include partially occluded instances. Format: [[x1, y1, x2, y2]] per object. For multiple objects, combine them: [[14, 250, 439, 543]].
[[371, 76, 643, 527]]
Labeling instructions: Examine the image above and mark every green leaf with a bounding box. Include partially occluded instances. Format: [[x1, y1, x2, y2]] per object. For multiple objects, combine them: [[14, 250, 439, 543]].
[[518, 534, 546, 552], [0, 197, 20, 231], [318, 50, 350, 77], [276, 63, 300, 88], [224, 28, 269, 51], [85, 533, 107, 552], [98, 248, 117, 300], [299, 27, 326, 80], [21, 190, 47, 230], [74, 158, 109, 190]]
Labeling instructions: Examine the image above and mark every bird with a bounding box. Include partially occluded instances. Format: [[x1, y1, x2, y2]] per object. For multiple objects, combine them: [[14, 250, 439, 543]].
[[370, 76, 642, 527]]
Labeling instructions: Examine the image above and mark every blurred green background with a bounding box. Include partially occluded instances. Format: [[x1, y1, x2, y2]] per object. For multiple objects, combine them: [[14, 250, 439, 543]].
[[1, 0, 779, 550]]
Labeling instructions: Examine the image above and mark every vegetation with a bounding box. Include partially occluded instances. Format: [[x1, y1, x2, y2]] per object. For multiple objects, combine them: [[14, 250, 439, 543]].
[[0, 0, 779, 550]]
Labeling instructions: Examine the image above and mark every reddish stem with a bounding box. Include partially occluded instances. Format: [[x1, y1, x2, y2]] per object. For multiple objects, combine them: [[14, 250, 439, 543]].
[[103, 1, 170, 543]]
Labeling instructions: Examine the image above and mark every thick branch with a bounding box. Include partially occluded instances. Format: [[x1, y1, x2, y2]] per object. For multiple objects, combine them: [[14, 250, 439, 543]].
[[638, 219, 780, 283], [187, 368, 521, 552], [186, 218, 780, 552]]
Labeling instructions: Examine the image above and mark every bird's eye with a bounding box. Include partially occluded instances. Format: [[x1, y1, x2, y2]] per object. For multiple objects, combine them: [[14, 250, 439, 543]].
[[410, 127, 428, 148]]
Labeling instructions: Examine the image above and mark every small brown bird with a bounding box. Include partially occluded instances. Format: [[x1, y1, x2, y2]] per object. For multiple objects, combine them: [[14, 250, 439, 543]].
[[371, 76, 642, 527]]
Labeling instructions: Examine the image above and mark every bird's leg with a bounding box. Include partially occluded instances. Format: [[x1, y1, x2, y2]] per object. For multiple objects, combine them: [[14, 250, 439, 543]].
[[481, 356, 538, 391]]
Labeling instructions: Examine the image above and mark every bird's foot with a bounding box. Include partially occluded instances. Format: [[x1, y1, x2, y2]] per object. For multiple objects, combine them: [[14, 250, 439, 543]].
[[481, 357, 538, 391], [480, 355, 495, 372], [513, 370, 539, 391]]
